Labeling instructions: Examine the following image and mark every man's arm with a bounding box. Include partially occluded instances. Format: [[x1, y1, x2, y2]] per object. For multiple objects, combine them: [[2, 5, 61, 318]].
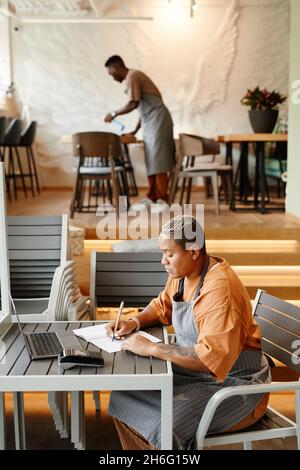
[[104, 100, 139, 122], [132, 118, 141, 134]]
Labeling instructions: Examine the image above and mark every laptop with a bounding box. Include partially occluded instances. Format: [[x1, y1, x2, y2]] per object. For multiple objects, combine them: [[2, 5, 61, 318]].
[[10, 293, 64, 360]]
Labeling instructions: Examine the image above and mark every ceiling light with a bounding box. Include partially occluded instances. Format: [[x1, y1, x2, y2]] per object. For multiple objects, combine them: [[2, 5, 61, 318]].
[[191, 0, 198, 17]]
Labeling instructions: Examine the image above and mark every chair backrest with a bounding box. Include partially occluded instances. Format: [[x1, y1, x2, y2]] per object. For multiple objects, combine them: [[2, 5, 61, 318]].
[[179, 134, 220, 158], [7, 214, 68, 299], [179, 133, 204, 157], [3, 118, 23, 146], [253, 289, 300, 374], [90, 252, 168, 311], [19, 121, 37, 147], [72, 132, 122, 159]]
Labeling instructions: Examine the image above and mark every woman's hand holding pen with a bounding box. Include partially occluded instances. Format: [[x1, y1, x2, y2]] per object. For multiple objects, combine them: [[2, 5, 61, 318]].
[[105, 320, 136, 340]]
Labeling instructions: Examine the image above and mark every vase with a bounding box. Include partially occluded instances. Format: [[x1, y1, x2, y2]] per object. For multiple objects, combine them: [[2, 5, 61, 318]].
[[248, 109, 279, 133]]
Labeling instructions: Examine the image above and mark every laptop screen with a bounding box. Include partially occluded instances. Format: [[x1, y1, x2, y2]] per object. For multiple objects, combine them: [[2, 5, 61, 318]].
[[8, 290, 29, 349]]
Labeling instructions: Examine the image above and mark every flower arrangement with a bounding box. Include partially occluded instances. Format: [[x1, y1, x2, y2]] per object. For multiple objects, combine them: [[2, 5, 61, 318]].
[[241, 86, 286, 110]]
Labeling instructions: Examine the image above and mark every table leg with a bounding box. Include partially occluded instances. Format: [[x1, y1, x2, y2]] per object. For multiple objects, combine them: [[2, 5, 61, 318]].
[[240, 142, 251, 202], [257, 142, 267, 214], [226, 142, 233, 166], [0, 392, 6, 450], [296, 390, 300, 450], [161, 377, 173, 450], [71, 391, 85, 450], [13, 392, 26, 450]]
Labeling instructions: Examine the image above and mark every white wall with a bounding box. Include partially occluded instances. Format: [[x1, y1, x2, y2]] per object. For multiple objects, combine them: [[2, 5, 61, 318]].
[[286, 0, 300, 217], [0, 16, 12, 106], [10, 0, 290, 187]]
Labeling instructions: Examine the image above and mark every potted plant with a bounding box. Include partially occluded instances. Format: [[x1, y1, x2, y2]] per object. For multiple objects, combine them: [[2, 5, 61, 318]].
[[241, 86, 286, 133]]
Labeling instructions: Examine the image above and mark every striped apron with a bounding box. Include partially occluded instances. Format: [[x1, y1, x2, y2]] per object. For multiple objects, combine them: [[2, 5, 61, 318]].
[[139, 93, 175, 176], [108, 257, 271, 449]]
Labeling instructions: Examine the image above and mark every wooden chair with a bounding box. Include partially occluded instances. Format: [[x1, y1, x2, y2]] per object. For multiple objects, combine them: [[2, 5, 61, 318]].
[[195, 289, 300, 450], [90, 252, 167, 317], [169, 133, 232, 215], [70, 132, 129, 217]]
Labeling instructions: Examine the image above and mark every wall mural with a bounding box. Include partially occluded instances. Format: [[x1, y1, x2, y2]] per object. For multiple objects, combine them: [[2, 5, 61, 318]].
[[12, 0, 289, 186]]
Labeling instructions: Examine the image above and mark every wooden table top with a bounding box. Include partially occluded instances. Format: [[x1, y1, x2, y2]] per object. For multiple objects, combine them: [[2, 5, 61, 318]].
[[216, 134, 288, 143], [60, 134, 143, 145]]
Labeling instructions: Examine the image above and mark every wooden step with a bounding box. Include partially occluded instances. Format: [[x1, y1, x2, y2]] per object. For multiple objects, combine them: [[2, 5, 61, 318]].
[[208, 240, 300, 265]]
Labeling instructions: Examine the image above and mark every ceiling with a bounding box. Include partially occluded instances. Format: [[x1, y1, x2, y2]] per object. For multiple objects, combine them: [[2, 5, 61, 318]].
[[0, 0, 155, 23]]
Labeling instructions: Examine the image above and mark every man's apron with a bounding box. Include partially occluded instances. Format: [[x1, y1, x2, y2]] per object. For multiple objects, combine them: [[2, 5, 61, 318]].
[[108, 257, 271, 449], [139, 93, 174, 176]]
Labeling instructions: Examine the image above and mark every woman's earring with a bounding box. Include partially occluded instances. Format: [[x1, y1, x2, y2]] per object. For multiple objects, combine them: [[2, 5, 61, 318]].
[[193, 256, 196, 261]]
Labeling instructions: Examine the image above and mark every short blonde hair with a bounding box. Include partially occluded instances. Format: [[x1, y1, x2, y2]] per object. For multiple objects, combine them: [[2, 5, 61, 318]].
[[161, 215, 206, 253]]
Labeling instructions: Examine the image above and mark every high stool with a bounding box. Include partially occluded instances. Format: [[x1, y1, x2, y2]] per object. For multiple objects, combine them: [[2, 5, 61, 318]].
[[18, 121, 40, 196], [2, 119, 27, 200], [0, 117, 6, 159]]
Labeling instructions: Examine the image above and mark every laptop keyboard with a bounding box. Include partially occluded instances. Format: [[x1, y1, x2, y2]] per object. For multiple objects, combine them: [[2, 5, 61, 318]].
[[27, 332, 63, 357]]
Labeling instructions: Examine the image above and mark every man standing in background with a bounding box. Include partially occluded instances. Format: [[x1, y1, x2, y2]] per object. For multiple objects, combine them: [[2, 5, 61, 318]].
[[104, 55, 175, 208]]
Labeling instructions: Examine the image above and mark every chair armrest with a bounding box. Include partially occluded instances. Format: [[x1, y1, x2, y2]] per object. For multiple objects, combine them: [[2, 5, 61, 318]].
[[196, 379, 300, 447]]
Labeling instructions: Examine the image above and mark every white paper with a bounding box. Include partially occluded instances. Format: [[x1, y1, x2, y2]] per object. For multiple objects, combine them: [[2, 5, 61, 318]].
[[73, 323, 162, 353]]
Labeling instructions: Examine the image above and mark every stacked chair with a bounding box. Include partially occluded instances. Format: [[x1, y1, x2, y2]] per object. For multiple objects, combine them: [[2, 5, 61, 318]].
[[48, 260, 90, 321], [7, 214, 89, 322]]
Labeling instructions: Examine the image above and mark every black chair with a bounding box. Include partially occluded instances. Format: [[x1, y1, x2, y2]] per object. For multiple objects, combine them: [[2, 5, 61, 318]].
[[265, 141, 287, 198], [2, 119, 27, 200], [0, 117, 7, 158], [18, 121, 40, 196]]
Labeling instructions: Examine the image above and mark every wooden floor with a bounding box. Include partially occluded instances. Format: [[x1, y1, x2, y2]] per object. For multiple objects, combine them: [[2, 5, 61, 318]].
[[3, 392, 297, 450], [5, 187, 300, 450], [7, 188, 300, 240]]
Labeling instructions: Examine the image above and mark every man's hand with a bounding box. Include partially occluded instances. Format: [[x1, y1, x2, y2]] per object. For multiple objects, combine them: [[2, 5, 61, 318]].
[[121, 133, 137, 144], [121, 334, 155, 357], [104, 113, 113, 123]]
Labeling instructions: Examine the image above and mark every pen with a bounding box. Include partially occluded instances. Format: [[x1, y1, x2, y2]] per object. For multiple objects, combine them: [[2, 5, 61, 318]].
[[112, 301, 124, 341]]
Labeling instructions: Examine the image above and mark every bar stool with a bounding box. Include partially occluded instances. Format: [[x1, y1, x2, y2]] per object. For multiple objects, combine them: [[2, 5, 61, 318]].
[[0, 117, 11, 202], [2, 119, 27, 200], [18, 121, 40, 196], [0, 117, 6, 159]]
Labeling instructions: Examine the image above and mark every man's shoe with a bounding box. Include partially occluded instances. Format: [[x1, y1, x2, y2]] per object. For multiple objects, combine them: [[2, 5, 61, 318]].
[[151, 199, 169, 213], [129, 197, 154, 211]]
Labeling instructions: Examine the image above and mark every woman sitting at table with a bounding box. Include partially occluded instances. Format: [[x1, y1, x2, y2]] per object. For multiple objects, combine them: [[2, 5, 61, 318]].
[[106, 215, 271, 450]]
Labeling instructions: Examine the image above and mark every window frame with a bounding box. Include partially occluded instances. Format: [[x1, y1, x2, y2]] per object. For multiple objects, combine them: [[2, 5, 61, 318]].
[[0, 162, 11, 337]]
